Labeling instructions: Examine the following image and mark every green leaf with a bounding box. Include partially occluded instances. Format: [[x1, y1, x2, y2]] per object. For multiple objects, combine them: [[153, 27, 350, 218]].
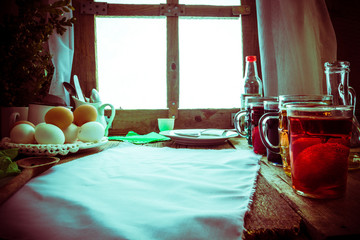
[[0, 149, 20, 178], [7, 162, 21, 175], [0, 148, 19, 160]]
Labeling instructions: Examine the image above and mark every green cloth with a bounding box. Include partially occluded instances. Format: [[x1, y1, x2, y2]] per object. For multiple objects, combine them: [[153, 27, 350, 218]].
[[108, 131, 171, 144], [0, 148, 20, 178]]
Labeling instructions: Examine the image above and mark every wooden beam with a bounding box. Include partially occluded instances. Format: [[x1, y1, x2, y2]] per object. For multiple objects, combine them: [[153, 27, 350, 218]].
[[166, 0, 179, 119], [107, 4, 160, 16], [72, 0, 97, 97], [109, 108, 238, 135], [240, 0, 261, 78], [185, 5, 249, 17], [106, 4, 249, 18]]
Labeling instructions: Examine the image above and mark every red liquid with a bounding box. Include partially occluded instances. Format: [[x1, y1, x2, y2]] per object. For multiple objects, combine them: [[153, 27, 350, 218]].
[[252, 126, 267, 155], [289, 116, 352, 198], [251, 105, 267, 155]]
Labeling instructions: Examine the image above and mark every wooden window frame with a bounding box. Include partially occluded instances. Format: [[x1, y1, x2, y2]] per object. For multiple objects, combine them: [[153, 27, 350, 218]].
[[72, 0, 260, 135]]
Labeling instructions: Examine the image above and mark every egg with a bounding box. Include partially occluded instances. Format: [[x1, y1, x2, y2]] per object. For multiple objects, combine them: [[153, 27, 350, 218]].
[[78, 121, 104, 142], [11, 120, 36, 129], [44, 106, 74, 130], [35, 123, 65, 144], [10, 124, 35, 144], [73, 105, 98, 126], [63, 123, 79, 143]]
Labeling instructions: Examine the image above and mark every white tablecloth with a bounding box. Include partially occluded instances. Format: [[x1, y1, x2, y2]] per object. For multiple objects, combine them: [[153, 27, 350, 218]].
[[0, 143, 260, 240]]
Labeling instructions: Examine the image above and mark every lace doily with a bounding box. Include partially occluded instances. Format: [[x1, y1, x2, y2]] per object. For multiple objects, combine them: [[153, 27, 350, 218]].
[[0, 137, 108, 156]]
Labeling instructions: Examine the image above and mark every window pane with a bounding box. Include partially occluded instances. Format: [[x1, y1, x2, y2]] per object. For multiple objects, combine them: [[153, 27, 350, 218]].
[[179, 0, 240, 5], [179, 18, 242, 109], [96, 0, 166, 4], [96, 17, 167, 109]]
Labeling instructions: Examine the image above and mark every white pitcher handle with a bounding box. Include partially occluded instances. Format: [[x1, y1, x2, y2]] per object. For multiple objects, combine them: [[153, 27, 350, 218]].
[[99, 103, 115, 136]]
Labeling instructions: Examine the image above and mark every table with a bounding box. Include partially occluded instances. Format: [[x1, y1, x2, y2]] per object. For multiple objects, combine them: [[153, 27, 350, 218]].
[[2, 137, 360, 239]]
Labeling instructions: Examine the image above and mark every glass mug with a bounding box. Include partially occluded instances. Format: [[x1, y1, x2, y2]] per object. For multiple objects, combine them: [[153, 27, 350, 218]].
[[287, 105, 353, 199], [258, 101, 282, 166], [234, 97, 277, 146], [258, 95, 333, 177], [249, 102, 267, 155]]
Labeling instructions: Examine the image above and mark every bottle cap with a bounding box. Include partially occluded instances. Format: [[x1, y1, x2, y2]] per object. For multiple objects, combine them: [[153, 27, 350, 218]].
[[246, 56, 257, 62]]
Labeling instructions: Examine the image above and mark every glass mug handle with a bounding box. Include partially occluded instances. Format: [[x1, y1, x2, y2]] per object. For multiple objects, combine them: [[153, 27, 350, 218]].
[[349, 86, 356, 109], [234, 110, 248, 137], [258, 112, 280, 153], [338, 84, 356, 106]]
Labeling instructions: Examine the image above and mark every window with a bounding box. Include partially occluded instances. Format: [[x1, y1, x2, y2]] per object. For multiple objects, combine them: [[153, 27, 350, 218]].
[[72, 0, 258, 134], [179, 18, 242, 109], [96, 17, 167, 109]]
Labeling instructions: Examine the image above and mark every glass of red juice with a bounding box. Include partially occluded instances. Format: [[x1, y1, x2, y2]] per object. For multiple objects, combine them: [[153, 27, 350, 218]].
[[250, 103, 267, 155], [287, 105, 353, 199], [259, 101, 282, 166]]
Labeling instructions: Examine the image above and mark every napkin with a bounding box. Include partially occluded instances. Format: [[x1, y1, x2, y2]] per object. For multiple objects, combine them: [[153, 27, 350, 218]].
[[0, 143, 260, 240], [108, 131, 171, 144]]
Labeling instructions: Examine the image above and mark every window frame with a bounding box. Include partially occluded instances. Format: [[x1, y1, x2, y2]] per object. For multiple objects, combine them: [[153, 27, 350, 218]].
[[72, 0, 260, 135]]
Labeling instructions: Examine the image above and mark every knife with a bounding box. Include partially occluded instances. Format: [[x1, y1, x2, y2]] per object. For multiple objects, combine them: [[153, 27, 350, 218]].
[[173, 129, 234, 138]]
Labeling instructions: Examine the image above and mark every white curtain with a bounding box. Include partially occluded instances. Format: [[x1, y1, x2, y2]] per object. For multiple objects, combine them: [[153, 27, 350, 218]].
[[48, 0, 74, 106], [255, 0, 337, 96]]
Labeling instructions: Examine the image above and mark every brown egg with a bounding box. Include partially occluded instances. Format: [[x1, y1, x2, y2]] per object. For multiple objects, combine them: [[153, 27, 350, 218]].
[[44, 106, 74, 130], [73, 105, 98, 126]]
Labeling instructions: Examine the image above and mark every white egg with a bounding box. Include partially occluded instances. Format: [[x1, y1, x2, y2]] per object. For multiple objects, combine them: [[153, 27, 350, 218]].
[[35, 123, 65, 144], [78, 121, 105, 142], [63, 123, 79, 143], [10, 124, 35, 144]]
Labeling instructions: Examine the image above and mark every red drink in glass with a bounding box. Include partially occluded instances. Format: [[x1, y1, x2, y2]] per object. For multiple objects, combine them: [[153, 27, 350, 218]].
[[288, 106, 352, 199]]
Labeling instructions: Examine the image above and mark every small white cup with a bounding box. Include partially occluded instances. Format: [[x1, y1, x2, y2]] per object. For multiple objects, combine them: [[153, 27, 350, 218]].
[[28, 104, 55, 126], [158, 118, 175, 132]]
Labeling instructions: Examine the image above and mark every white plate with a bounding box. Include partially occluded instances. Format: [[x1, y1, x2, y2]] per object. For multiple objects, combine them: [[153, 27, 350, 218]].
[[0, 137, 108, 156], [160, 129, 238, 145]]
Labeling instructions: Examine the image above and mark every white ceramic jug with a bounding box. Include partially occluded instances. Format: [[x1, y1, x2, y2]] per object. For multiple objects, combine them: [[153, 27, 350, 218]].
[[72, 97, 115, 136]]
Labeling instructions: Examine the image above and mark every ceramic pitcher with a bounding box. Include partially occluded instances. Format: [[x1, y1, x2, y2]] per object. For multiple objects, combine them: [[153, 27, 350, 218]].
[[72, 97, 115, 136]]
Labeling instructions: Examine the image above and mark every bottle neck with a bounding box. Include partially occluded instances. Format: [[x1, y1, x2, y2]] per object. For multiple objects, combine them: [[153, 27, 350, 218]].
[[244, 61, 259, 77], [325, 61, 351, 105]]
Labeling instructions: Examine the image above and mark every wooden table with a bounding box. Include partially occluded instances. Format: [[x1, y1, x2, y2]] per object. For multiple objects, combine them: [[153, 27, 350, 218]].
[[2, 137, 360, 239]]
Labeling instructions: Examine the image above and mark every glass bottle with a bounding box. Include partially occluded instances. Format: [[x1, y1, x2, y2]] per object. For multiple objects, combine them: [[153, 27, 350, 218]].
[[324, 61, 354, 105], [325, 61, 360, 170], [241, 56, 263, 109], [243, 56, 263, 95]]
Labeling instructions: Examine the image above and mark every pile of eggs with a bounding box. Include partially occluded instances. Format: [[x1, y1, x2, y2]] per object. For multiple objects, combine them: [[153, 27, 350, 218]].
[[10, 105, 105, 144]]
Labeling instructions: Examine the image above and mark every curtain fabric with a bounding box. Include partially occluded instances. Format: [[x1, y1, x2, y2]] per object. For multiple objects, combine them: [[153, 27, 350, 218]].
[[256, 0, 337, 96], [48, 0, 74, 106]]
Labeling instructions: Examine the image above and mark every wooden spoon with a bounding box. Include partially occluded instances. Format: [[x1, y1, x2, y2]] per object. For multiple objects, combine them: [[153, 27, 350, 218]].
[[0, 157, 60, 205]]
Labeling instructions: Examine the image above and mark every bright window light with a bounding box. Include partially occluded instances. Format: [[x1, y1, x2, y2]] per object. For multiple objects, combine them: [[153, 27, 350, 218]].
[[96, 0, 166, 3], [179, 18, 242, 109], [95, 3, 243, 109], [96, 17, 167, 109]]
